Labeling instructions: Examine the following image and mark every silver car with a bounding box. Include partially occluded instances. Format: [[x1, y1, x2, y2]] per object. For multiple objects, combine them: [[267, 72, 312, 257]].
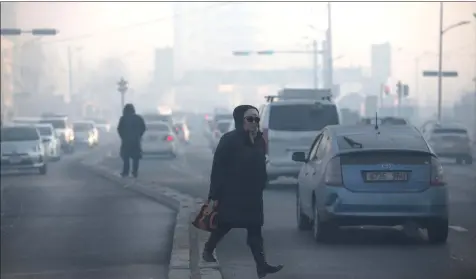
[[35, 123, 61, 161], [142, 121, 178, 158], [1, 126, 47, 175]]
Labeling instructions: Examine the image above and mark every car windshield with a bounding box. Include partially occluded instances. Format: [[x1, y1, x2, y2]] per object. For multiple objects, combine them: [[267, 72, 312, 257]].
[[269, 104, 339, 131], [40, 119, 66, 129], [1, 127, 40, 142], [148, 123, 170, 132], [37, 127, 53, 136], [73, 123, 93, 131], [216, 122, 231, 133], [337, 133, 428, 151]]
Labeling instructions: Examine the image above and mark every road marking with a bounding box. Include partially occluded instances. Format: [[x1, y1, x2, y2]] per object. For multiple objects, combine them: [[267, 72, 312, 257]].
[[449, 225, 468, 232]]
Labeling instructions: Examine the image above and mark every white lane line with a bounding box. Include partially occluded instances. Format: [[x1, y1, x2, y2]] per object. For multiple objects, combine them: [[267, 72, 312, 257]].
[[449, 225, 469, 232]]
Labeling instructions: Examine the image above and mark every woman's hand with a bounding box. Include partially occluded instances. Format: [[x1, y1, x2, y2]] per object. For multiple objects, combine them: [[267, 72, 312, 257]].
[[204, 200, 217, 215]]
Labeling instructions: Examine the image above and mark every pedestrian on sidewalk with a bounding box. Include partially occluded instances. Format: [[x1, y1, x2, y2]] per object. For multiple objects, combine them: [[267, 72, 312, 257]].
[[203, 105, 283, 278], [117, 103, 146, 178]]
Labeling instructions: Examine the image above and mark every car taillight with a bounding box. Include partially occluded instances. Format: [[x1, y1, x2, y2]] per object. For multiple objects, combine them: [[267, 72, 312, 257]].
[[430, 156, 445, 186], [262, 128, 268, 154], [165, 135, 174, 142], [324, 156, 343, 186]]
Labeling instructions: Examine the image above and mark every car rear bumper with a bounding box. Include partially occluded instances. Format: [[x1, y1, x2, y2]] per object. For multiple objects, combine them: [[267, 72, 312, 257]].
[[142, 145, 176, 155], [1, 159, 45, 173], [319, 186, 449, 224]]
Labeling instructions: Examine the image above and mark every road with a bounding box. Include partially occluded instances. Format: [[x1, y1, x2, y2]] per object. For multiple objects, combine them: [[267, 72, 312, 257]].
[[99, 126, 476, 279], [0, 146, 175, 279]]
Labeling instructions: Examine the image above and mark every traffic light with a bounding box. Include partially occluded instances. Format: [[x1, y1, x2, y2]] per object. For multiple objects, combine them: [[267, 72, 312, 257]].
[[256, 50, 274, 55], [232, 51, 251, 56], [0, 28, 22, 35], [396, 81, 402, 96], [31, 28, 58, 36], [403, 85, 409, 97]]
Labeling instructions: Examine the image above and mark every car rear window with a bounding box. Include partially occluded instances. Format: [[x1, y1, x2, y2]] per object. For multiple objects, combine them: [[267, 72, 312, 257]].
[[40, 119, 66, 129], [143, 114, 172, 123], [1, 127, 40, 142], [148, 123, 170, 132], [214, 114, 233, 122], [269, 104, 339, 131], [336, 133, 429, 151], [216, 122, 231, 133], [37, 126, 53, 136], [433, 128, 467, 134], [73, 123, 93, 131]]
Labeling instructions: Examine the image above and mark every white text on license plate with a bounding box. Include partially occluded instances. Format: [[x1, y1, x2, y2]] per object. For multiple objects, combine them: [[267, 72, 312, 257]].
[[366, 172, 408, 181]]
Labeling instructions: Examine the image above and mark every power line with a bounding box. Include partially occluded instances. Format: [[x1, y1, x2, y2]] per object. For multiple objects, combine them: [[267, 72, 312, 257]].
[[40, 2, 236, 46]]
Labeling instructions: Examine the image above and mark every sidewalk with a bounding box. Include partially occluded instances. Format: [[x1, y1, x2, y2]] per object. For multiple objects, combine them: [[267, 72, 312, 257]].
[[79, 154, 223, 279]]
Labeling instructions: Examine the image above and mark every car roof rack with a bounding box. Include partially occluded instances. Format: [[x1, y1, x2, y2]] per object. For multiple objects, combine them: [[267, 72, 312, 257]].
[[264, 95, 333, 103]]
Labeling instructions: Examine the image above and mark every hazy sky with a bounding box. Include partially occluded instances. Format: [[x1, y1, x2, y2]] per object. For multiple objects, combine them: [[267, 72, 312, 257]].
[[13, 1, 476, 104]]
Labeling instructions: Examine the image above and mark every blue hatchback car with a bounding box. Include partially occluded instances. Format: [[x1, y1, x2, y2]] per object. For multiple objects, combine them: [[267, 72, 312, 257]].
[[293, 125, 448, 244]]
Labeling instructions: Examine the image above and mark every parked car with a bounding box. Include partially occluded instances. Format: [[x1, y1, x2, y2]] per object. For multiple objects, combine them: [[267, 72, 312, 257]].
[[293, 124, 448, 244], [1, 125, 47, 175]]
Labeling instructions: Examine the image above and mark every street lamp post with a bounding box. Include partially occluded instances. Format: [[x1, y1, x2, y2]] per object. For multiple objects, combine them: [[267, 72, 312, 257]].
[[436, 3, 470, 121], [117, 77, 128, 110]]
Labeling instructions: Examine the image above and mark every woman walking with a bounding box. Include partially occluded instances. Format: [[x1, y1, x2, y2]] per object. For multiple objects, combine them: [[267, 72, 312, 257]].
[[202, 105, 283, 278], [117, 103, 146, 178]]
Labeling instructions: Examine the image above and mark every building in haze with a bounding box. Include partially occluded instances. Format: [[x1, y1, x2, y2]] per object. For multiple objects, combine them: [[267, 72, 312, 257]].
[[173, 2, 262, 75]]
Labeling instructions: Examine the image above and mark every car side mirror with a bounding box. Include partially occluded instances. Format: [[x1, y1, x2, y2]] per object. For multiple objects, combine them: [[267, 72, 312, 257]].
[[292, 151, 307, 163]]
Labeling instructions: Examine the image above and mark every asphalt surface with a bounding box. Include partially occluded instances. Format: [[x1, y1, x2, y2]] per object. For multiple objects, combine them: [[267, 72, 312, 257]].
[[98, 125, 476, 279], [0, 144, 175, 279]]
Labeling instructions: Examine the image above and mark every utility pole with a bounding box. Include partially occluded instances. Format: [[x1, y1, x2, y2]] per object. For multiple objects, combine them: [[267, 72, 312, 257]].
[[67, 46, 73, 102], [327, 2, 334, 89], [437, 2, 444, 122], [312, 40, 318, 89], [117, 77, 128, 110]]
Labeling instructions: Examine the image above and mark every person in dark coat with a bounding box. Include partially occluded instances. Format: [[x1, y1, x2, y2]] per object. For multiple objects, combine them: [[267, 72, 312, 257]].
[[117, 103, 146, 178], [202, 105, 283, 278]]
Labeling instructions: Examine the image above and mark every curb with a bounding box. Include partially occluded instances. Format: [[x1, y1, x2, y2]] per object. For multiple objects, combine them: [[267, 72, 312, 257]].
[[78, 157, 223, 279]]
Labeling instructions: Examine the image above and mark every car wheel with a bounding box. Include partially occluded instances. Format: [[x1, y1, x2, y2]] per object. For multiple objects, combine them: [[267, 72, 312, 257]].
[[427, 219, 448, 244], [39, 164, 47, 175], [312, 201, 335, 242], [296, 188, 312, 231]]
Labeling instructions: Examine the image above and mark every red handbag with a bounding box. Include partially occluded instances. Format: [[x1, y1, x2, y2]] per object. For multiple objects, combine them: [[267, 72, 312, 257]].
[[192, 201, 218, 232]]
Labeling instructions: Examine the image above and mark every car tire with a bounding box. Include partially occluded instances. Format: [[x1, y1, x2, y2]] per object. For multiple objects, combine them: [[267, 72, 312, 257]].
[[296, 188, 312, 231], [39, 164, 47, 175], [427, 219, 448, 244], [312, 201, 335, 242]]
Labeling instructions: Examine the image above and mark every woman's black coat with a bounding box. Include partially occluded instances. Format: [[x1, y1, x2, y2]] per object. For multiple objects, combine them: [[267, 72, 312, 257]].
[[208, 129, 268, 228], [117, 104, 146, 160]]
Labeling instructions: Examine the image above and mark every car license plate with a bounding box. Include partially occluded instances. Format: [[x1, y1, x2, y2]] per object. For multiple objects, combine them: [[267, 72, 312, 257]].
[[365, 171, 408, 182], [9, 156, 22, 164]]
